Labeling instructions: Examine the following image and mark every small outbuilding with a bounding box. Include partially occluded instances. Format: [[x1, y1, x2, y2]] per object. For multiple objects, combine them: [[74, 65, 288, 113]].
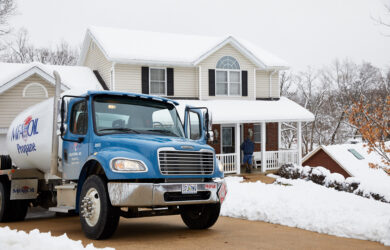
[[302, 143, 388, 179]]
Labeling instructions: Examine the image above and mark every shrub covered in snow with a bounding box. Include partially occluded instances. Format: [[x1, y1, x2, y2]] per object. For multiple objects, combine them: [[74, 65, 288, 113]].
[[277, 164, 390, 203]]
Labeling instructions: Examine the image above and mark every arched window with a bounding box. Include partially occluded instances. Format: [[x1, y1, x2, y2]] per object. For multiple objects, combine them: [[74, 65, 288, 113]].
[[23, 82, 48, 98], [215, 56, 241, 96], [216, 56, 240, 70]]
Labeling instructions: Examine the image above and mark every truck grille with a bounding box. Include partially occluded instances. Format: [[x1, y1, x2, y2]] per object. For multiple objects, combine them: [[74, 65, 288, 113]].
[[158, 150, 214, 175]]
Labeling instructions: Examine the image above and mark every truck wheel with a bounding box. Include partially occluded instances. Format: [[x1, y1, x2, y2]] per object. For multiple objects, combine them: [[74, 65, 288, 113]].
[[0, 181, 29, 222], [180, 203, 221, 229], [10, 200, 29, 221], [79, 175, 120, 240], [0, 180, 13, 222]]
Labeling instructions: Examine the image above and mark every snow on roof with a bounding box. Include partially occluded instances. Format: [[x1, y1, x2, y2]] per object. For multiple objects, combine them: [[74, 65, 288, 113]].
[[321, 143, 389, 180], [176, 97, 314, 124], [80, 26, 288, 69], [0, 62, 101, 94]]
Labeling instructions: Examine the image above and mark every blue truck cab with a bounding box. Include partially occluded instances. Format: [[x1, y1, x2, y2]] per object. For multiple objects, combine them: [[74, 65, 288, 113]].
[[59, 91, 227, 239]]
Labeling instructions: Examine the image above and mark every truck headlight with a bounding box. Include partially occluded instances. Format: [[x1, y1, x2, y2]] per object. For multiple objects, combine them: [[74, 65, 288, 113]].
[[217, 159, 224, 172], [111, 158, 148, 172]]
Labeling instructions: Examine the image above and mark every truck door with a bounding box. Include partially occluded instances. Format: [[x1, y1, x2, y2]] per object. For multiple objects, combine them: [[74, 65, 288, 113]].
[[62, 99, 90, 180], [184, 107, 209, 144]]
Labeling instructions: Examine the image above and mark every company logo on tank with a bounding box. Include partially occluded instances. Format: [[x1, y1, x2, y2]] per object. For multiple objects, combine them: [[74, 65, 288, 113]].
[[10, 115, 39, 155]]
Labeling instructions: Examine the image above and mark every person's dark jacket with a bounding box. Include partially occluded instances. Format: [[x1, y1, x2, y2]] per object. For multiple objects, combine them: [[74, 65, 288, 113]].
[[241, 139, 254, 155]]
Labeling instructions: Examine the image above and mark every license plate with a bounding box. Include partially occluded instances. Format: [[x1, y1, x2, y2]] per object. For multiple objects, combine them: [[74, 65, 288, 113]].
[[182, 184, 197, 194]]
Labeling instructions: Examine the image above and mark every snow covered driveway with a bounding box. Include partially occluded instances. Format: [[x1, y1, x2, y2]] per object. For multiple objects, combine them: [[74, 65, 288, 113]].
[[221, 177, 390, 246], [0, 227, 113, 250]]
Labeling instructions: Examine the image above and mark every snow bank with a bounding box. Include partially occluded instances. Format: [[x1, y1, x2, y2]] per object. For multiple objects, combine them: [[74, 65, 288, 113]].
[[221, 177, 390, 246], [278, 164, 390, 202], [0, 227, 113, 250]]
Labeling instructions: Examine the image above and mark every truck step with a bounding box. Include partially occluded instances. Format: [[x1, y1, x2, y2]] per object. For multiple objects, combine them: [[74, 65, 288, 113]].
[[49, 206, 75, 213]]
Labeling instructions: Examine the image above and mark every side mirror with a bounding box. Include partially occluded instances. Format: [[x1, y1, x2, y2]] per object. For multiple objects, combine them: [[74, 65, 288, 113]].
[[60, 99, 66, 136], [205, 111, 214, 142], [208, 130, 214, 142]]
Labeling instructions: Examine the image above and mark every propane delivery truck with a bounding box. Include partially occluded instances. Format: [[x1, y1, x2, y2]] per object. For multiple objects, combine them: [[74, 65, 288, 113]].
[[0, 72, 227, 239]]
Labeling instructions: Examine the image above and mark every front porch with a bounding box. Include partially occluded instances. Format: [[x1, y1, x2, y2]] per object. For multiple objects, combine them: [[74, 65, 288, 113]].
[[213, 121, 303, 174], [177, 98, 314, 174]]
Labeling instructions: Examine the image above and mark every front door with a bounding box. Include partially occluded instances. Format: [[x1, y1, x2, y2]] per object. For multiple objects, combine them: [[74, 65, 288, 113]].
[[221, 125, 235, 154]]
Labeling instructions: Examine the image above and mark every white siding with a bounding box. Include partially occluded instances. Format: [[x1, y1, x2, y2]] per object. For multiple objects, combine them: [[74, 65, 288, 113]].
[[83, 41, 112, 89], [115, 64, 142, 93], [256, 70, 280, 99], [0, 74, 55, 128], [173, 67, 198, 98], [114, 64, 198, 98], [198, 44, 256, 100], [0, 134, 7, 154]]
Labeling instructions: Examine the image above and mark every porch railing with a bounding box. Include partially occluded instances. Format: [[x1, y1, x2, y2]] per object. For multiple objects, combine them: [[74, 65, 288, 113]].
[[216, 153, 236, 174], [217, 150, 299, 173], [264, 150, 299, 170]]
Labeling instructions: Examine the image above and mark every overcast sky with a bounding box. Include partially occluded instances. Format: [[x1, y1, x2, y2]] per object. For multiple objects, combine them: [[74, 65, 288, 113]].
[[7, 0, 390, 71]]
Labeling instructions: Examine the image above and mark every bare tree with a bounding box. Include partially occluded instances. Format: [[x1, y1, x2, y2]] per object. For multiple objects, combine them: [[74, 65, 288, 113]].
[[374, 1, 390, 31], [0, 0, 16, 36], [280, 59, 387, 155], [1, 28, 79, 65]]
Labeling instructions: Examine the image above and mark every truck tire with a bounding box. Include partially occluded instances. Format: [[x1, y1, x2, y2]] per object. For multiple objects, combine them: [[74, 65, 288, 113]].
[[0, 180, 13, 222], [0, 155, 12, 170], [0, 180, 29, 222], [79, 175, 120, 240], [10, 200, 29, 221], [180, 203, 221, 229]]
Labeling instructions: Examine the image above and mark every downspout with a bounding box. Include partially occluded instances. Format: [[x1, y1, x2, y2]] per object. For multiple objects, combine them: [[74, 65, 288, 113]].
[[111, 62, 116, 91], [269, 70, 277, 99], [50, 71, 62, 177], [198, 66, 202, 100]]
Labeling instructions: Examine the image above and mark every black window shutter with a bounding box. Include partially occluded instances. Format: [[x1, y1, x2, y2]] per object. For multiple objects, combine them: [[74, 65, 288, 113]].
[[209, 69, 215, 96], [141, 67, 149, 94], [167, 68, 174, 96], [242, 70, 248, 96]]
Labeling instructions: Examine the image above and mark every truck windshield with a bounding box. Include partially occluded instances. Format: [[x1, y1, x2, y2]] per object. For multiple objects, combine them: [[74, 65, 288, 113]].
[[93, 95, 185, 137]]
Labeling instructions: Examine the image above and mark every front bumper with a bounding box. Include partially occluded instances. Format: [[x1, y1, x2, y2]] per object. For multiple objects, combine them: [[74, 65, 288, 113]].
[[107, 180, 227, 207]]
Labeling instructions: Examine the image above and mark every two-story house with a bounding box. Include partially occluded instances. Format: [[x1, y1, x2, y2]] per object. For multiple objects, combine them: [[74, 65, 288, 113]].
[[79, 26, 314, 174]]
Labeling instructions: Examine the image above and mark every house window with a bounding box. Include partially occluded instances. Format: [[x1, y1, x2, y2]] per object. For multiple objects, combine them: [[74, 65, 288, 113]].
[[216, 56, 241, 96], [149, 68, 166, 95], [253, 124, 261, 143]]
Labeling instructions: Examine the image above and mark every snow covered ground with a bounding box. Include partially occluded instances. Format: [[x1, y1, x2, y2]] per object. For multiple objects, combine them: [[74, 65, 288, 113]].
[[221, 176, 390, 246], [0, 227, 113, 250]]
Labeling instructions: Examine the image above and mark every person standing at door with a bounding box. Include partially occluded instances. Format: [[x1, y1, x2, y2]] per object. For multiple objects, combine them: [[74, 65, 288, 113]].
[[241, 133, 254, 173]]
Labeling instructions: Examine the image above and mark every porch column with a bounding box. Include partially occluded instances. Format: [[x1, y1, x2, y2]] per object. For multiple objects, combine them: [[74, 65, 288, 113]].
[[235, 123, 241, 174], [297, 121, 302, 165], [261, 122, 266, 172]]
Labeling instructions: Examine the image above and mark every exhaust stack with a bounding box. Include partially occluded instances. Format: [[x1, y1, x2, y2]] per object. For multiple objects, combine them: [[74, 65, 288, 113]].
[[50, 71, 62, 177]]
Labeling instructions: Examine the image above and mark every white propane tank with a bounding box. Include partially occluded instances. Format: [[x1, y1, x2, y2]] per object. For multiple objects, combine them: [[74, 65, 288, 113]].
[[6, 98, 56, 173]]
